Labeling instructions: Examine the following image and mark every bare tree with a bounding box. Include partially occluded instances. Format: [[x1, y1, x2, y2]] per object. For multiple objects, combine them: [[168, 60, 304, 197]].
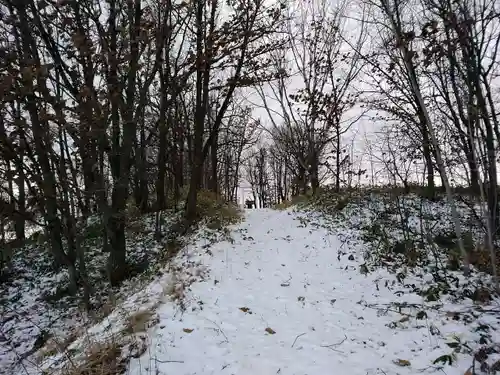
[[364, 0, 471, 274], [257, 0, 366, 195], [184, 0, 287, 221]]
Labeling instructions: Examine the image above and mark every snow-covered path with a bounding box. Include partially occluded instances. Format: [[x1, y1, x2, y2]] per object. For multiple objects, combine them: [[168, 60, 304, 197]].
[[129, 209, 463, 375]]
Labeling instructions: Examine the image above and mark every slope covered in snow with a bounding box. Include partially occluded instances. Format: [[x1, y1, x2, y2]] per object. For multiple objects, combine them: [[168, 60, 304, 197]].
[[5, 194, 500, 375], [126, 206, 500, 375], [0, 211, 185, 374]]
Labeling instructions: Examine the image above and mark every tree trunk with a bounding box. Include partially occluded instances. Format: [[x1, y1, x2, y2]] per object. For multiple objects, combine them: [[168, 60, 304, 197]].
[[15, 3, 67, 269], [185, 0, 209, 222], [421, 125, 435, 197], [210, 134, 218, 194], [310, 153, 319, 195], [107, 190, 127, 286], [335, 129, 341, 192], [14, 103, 25, 241]]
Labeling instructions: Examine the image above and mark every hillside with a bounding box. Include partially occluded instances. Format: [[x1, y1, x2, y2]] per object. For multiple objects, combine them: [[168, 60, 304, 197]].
[[3, 190, 499, 375]]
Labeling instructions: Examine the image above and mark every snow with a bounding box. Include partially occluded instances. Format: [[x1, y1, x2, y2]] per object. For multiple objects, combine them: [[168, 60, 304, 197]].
[[127, 207, 499, 375], [0, 211, 182, 374], [4, 197, 500, 375]]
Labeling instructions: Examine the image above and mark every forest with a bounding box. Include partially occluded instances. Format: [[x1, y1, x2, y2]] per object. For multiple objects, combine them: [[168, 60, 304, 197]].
[[0, 0, 499, 372]]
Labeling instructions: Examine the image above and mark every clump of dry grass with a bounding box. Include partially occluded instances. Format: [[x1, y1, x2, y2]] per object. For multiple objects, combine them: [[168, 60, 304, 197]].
[[58, 323, 153, 375], [123, 309, 158, 334], [40, 301, 159, 375], [273, 192, 315, 210], [196, 189, 242, 229], [60, 340, 126, 375], [36, 331, 81, 361]]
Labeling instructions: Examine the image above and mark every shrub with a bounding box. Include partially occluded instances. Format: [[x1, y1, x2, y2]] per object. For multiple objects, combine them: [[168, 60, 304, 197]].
[[83, 222, 102, 241], [166, 185, 189, 209], [60, 340, 126, 375], [124, 197, 141, 221], [273, 194, 310, 210], [196, 190, 242, 229]]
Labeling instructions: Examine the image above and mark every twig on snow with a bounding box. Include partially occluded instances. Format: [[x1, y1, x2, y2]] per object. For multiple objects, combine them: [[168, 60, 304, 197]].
[[291, 333, 306, 348], [281, 274, 292, 287], [320, 334, 348, 352], [359, 300, 426, 317], [474, 307, 500, 314], [416, 365, 449, 374], [155, 359, 185, 364], [205, 317, 229, 343]]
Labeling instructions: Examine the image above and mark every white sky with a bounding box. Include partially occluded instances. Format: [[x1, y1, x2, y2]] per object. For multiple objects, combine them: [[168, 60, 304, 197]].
[[238, 0, 498, 190], [238, 0, 388, 188]]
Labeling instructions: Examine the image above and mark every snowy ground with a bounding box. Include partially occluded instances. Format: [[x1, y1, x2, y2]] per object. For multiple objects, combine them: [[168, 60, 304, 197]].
[[126, 208, 500, 375], [4, 197, 500, 375], [0, 211, 184, 374]]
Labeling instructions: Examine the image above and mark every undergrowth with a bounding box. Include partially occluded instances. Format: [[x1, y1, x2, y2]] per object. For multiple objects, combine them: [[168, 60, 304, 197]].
[[301, 186, 495, 289], [195, 189, 242, 230], [1, 190, 241, 375], [287, 185, 500, 372], [273, 193, 312, 210]]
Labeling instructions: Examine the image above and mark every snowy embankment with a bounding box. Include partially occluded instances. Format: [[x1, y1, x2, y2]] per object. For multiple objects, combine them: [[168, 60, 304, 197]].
[[5, 199, 500, 375], [123, 207, 499, 375], [0, 211, 187, 374]]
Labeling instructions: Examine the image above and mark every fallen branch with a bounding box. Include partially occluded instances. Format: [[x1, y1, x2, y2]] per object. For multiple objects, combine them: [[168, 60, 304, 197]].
[[281, 274, 292, 287], [205, 317, 229, 343], [291, 333, 306, 348], [320, 334, 348, 352], [155, 359, 185, 364]]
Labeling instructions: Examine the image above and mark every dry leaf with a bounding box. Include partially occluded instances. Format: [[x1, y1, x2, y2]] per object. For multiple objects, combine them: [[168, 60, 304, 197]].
[[265, 327, 276, 335], [464, 369, 473, 375], [239, 307, 251, 313], [393, 359, 411, 367], [183, 328, 194, 333], [399, 316, 410, 323]]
